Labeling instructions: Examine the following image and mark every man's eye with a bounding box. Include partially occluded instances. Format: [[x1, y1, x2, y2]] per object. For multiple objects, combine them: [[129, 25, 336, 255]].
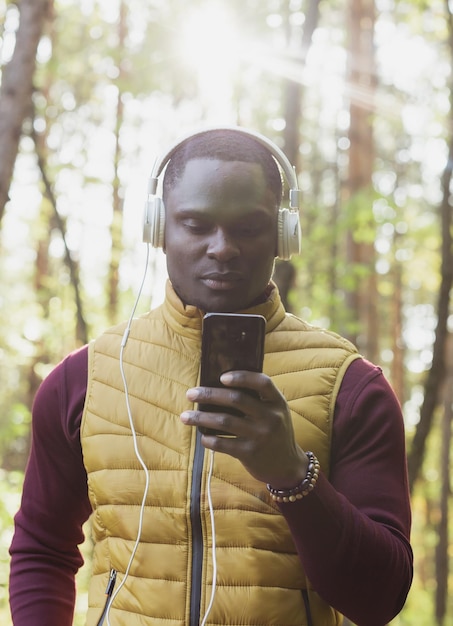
[[183, 220, 211, 234], [233, 225, 261, 237]]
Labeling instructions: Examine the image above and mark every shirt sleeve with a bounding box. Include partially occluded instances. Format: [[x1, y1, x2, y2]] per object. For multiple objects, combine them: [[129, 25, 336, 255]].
[[278, 358, 413, 626], [9, 345, 92, 626]]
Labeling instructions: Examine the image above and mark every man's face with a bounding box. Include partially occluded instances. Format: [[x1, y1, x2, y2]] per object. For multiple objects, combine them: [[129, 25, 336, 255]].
[[164, 158, 278, 312]]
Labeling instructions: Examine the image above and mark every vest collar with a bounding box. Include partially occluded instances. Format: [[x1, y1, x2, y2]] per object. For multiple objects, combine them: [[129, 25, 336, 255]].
[[161, 280, 286, 337]]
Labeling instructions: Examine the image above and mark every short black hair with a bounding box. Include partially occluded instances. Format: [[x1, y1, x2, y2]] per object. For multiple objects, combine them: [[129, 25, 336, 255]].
[[162, 129, 283, 205]]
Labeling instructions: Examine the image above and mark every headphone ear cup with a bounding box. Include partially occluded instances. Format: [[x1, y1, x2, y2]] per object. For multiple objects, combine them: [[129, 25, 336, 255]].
[[143, 197, 165, 248], [277, 208, 301, 260]]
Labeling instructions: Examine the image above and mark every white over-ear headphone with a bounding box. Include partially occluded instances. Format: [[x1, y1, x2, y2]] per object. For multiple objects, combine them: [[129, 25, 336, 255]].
[[143, 126, 301, 260]]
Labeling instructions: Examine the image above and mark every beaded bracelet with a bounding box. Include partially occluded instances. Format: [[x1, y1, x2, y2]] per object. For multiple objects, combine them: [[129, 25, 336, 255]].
[[266, 451, 320, 503]]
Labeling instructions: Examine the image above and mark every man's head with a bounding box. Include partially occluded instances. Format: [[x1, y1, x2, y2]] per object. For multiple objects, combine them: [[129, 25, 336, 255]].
[[158, 128, 291, 313], [162, 129, 283, 207]]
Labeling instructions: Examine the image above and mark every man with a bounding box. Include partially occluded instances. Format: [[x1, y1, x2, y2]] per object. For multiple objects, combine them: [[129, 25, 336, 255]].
[[9, 127, 413, 626]]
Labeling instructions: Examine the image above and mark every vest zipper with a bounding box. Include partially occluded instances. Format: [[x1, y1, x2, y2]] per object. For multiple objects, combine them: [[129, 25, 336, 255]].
[[96, 568, 117, 626], [190, 428, 205, 626], [301, 589, 314, 626]]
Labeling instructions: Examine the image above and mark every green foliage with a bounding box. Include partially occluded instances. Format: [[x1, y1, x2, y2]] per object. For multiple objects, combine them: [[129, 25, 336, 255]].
[[1, 404, 30, 461], [0, 471, 23, 624]]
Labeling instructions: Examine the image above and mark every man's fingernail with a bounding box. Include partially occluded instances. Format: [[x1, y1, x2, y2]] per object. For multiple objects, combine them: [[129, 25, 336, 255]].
[[186, 388, 199, 400]]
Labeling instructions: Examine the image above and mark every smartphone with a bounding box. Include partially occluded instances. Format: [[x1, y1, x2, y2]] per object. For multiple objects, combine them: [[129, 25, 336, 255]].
[[198, 313, 266, 435]]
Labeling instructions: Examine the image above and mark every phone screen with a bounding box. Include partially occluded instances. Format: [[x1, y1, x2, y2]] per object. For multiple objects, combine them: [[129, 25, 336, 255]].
[[198, 313, 266, 435]]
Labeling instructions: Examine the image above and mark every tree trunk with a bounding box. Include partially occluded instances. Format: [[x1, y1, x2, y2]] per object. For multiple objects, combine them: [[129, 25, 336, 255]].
[[282, 0, 320, 173], [274, 0, 321, 310], [0, 0, 51, 223], [407, 152, 453, 492], [390, 240, 405, 402], [31, 116, 89, 345], [434, 339, 452, 625], [344, 0, 377, 361], [107, 0, 128, 324], [407, 4, 453, 487]]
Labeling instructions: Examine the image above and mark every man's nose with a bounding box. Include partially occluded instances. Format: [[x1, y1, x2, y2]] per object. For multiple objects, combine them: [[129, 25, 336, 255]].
[[206, 228, 240, 261]]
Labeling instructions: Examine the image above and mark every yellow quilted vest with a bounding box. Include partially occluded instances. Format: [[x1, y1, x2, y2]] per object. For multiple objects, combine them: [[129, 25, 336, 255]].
[[81, 282, 359, 626]]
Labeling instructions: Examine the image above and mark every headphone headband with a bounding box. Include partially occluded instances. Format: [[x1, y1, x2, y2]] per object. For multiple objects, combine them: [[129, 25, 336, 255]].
[[148, 126, 300, 209]]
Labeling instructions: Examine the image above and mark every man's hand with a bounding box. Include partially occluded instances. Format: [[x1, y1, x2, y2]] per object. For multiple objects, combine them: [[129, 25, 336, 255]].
[[180, 371, 308, 488]]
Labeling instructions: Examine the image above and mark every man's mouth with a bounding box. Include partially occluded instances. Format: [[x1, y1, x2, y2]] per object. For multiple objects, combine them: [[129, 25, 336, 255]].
[[201, 272, 243, 290]]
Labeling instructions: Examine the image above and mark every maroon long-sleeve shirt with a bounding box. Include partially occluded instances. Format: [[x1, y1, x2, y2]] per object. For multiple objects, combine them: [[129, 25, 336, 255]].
[[9, 346, 412, 626]]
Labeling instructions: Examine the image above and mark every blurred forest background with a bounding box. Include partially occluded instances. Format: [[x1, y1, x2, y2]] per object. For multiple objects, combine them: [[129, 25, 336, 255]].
[[0, 0, 452, 624]]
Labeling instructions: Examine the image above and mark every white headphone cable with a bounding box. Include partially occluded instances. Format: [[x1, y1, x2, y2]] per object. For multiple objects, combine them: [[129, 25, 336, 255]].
[[103, 244, 219, 625], [104, 244, 151, 626], [200, 448, 218, 626]]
